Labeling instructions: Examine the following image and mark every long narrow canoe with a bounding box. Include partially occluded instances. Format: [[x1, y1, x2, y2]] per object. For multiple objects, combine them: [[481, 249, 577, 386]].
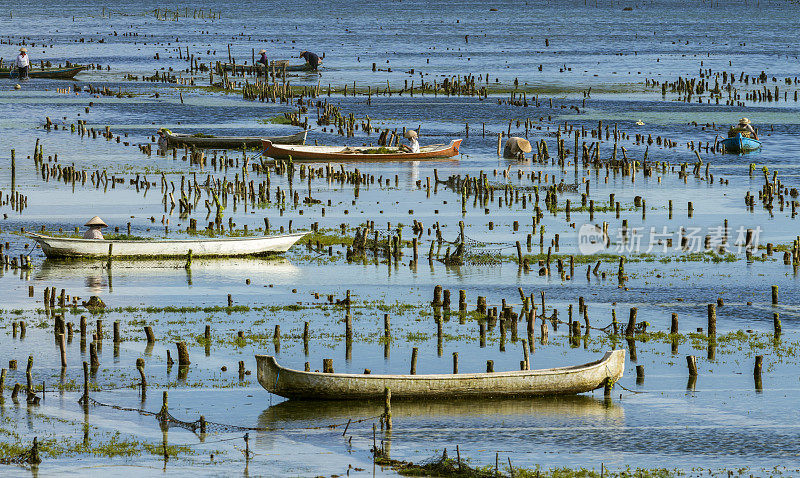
[[160, 128, 307, 149], [262, 139, 462, 162], [0, 66, 87, 79], [256, 350, 625, 400], [29, 232, 307, 259], [721, 133, 761, 153], [219, 61, 317, 74]]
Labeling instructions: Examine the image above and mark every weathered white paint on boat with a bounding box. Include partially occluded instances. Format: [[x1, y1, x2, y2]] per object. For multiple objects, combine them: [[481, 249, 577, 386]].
[[29, 232, 307, 258], [256, 350, 625, 400]]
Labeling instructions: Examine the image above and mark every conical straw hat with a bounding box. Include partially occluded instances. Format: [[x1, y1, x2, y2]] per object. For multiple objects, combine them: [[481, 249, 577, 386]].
[[509, 136, 532, 153], [84, 216, 108, 227]]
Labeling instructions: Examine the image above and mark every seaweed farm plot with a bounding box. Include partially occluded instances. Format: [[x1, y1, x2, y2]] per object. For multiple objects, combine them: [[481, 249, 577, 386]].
[[3, 0, 800, 476]]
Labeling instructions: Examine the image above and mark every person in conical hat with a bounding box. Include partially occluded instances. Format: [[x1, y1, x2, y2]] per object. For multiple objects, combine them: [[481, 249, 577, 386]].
[[257, 49, 268, 70], [83, 216, 108, 239], [732, 117, 758, 140], [16, 47, 29, 79], [400, 129, 420, 153], [503, 136, 532, 159]]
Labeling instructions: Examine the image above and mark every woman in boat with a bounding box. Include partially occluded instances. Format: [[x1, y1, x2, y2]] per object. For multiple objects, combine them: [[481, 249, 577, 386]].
[[729, 117, 758, 140], [299, 51, 320, 71], [257, 49, 268, 75], [83, 216, 108, 239], [16, 47, 29, 79], [399, 129, 420, 153]]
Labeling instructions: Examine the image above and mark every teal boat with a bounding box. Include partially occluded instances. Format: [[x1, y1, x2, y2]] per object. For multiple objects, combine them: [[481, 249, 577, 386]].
[[721, 133, 761, 153]]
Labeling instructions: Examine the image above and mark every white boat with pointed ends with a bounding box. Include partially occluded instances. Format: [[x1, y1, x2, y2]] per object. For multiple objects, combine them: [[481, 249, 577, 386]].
[[28, 232, 308, 259], [256, 350, 625, 400]]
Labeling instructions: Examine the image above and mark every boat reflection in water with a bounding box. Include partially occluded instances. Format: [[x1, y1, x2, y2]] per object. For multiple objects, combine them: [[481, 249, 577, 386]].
[[36, 257, 300, 291], [258, 394, 623, 429]]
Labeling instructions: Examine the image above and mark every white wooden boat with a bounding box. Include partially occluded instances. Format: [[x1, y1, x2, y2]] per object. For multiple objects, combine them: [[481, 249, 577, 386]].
[[29, 232, 307, 259], [256, 350, 625, 400]]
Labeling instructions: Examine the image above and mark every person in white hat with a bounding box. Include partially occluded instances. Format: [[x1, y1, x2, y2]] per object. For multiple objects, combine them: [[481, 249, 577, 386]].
[[729, 117, 758, 140], [16, 47, 29, 79], [736, 117, 758, 140], [83, 216, 108, 239], [257, 49, 268, 68], [400, 129, 420, 153]]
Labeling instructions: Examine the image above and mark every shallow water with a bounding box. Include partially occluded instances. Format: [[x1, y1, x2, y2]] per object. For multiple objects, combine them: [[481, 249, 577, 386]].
[[1, 0, 800, 476]]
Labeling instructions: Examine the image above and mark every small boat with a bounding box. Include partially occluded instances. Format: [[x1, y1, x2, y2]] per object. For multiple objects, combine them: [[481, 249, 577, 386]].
[[218, 60, 317, 74], [721, 133, 761, 153], [0, 65, 87, 79], [255, 350, 625, 400], [29, 232, 307, 259], [261, 139, 462, 162], [273, 59, 319, 72], [159, 128, 307, 149]]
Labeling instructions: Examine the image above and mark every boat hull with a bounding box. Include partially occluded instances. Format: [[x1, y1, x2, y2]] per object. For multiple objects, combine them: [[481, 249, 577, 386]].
[[721, 133, 761, 153], [0, 66, 87, 79], [219, 61, 316, 74], [256, 350, 625, 400], [29, 232, 307, 259], [261, 139, 462, 162], [161, 129, 307, 149]]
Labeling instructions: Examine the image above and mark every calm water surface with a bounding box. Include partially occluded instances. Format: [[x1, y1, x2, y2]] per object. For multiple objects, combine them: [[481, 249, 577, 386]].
[[1, 0, 800, 476]]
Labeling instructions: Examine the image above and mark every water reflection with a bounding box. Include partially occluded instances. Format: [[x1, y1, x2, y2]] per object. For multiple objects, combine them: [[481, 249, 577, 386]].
[[37, 257, 300, 279], [258, 395, 623, 428]]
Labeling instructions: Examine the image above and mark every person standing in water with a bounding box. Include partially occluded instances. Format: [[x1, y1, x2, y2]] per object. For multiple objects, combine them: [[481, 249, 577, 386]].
[[16, 47, 29, 79], [299, 51, 320, 71]]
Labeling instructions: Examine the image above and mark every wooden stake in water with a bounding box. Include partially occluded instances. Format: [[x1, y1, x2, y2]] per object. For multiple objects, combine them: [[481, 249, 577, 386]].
[[136, 358, 147, 396], [383, 387, 392, 429]]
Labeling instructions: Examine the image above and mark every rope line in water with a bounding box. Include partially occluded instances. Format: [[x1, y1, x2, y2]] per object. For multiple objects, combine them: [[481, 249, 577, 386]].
[[83, 395, 379, 433]]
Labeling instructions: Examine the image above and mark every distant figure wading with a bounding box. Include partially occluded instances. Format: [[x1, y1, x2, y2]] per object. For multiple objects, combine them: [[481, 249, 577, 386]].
[[299, 51, 320, 71], [503, 136, 532, 159], [16, 47, 29, 79]]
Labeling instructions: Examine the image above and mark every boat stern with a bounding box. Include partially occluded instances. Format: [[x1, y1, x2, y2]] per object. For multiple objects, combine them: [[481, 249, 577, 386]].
[[452, 138, 463, 155], [255, 355, 280, 393], [26, 233, 52, 256], [608, 349, 626, 381], [261, 140, 273, 156]]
